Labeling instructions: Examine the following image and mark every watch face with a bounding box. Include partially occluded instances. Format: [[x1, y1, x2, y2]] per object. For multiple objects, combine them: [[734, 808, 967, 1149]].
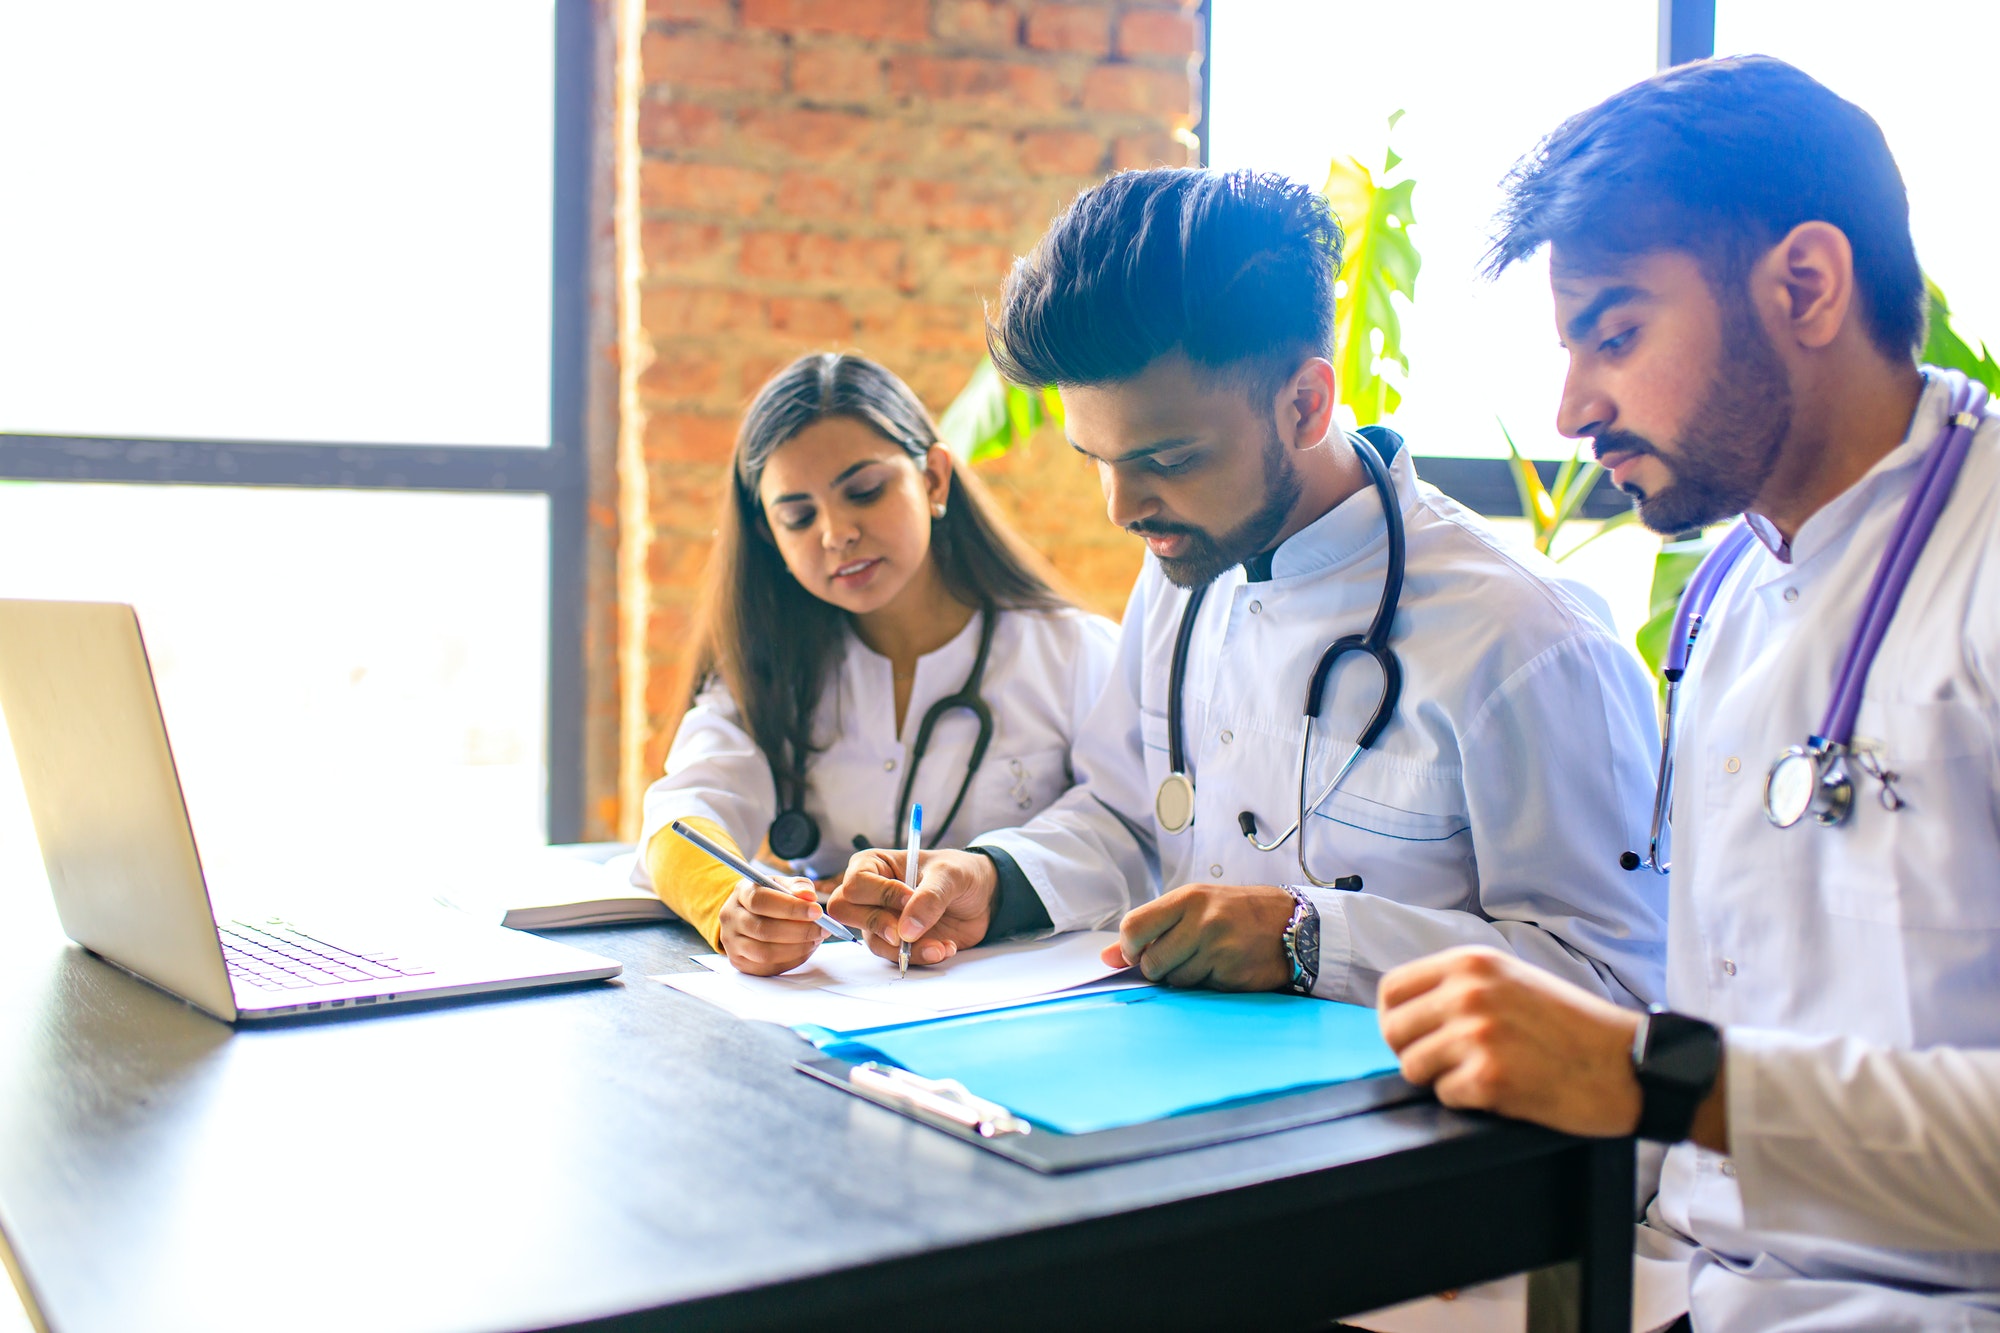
[[1764, 749, 1817, 828], [1642, 1012, 1723, 1090]]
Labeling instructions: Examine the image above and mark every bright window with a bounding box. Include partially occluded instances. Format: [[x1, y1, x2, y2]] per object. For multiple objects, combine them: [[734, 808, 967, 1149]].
[[1715, 0, 2000, 346], [1208, 0, 1659, 464], [0, 0, 573, 896], [0, 484, 551, 883], [1207, 1, 1663, 636], [0, 0, 554, 447]]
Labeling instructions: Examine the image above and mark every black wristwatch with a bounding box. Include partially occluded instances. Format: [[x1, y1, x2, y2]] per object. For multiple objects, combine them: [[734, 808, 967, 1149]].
[[1280, 889, 1319, 995], [1630, 1007, 1723, 1143]]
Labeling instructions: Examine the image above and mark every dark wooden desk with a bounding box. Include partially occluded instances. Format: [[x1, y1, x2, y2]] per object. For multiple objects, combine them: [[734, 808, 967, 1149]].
[[0, 887, 1632, 1333]]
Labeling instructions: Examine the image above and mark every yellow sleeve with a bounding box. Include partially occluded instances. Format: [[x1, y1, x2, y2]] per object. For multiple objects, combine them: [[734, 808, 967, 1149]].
[[644, 816, 746, 951]]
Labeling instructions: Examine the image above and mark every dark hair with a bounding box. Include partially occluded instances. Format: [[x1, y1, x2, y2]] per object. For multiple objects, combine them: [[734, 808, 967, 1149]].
[[1487, 55, 1924, 359], [682, 353, 1072, 807], [988, 167, 1343, 400]]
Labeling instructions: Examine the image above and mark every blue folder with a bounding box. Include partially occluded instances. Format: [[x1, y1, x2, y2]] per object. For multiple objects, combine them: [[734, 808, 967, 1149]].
[[818, 986, 1401, 1136]]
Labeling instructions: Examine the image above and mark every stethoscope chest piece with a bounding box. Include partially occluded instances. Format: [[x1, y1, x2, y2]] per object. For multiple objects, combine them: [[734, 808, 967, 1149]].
[[767, 807, 821, 861], [1763, 742, 1852, 829], [1155, 771, 1195, 834]]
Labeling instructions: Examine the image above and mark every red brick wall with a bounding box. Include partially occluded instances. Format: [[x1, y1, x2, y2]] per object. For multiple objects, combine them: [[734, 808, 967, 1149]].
[[615, 0, 1200, 830]]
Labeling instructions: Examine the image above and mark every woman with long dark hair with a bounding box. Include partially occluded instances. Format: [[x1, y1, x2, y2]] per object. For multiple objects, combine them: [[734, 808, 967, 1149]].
[[633, 353, 1117, 974]]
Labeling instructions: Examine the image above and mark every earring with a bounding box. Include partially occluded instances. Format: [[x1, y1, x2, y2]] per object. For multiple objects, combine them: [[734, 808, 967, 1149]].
[[932, 503, 947, 519]]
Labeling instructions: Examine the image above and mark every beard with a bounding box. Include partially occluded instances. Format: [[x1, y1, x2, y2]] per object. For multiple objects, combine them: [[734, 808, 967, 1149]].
[[1599, 291, 1794, 535], [1132, 426, 1304, 589]]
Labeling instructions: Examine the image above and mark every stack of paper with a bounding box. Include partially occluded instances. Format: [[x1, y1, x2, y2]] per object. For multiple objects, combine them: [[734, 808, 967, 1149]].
[[656, 931, 1137, 1034]]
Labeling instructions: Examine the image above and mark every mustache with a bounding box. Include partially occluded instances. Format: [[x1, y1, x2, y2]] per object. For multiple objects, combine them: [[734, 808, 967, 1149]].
[[1125, 519, 1205, 539], [1589, 430, 1662, 464]]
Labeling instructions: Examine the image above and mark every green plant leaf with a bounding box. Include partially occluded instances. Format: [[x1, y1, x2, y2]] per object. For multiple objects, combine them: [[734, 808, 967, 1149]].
[[1496, 419, 1553, 546], [1633, 532, 1717, 685], [939, 358, 1011, 461], [1552, 506, 1636, 562], [940, 357, 1059, 464], [1633, 603, 1676, 684], [1549, 458, 1605, 532], [1923, 275, 2000, 393], [1324, 117, 1421, 428], [1006, 380, 1035, 445]]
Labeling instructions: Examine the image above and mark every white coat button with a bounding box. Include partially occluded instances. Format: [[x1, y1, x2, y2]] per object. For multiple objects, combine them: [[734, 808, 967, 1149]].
[[1209, 864, 1223, 877], [1220, 730, 1234, 744], [1724, 757, 1741, 774], [884, 759, 897, 772], [1783, 587, 1800, 603], [1722, 958, 1737, 976], [1249, 600, 1263, 614], [1720, 1161, 1738, 1179]]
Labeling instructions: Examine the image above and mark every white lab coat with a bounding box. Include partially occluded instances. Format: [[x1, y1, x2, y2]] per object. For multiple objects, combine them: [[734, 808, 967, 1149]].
[[635, 605, 1119, 883], [1653, 372, 2000, 1330], [974, 446, 1667, 1007]]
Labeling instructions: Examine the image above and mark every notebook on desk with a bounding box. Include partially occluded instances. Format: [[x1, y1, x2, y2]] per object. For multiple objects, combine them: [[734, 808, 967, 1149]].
[[0, 598, 623, 1023], [439, 843, 673, 930]]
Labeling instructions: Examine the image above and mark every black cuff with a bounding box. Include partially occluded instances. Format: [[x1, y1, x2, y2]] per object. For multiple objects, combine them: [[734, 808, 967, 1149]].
[[970, 846, 1053, 940]]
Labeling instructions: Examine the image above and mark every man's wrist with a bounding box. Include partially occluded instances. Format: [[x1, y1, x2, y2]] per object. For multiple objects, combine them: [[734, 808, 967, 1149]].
[[1278, 888, 1319, 994], [969, 846, 1051, 941], [1688, 1068, 1729, 1153], [1630, 1008, 1725, 1142]]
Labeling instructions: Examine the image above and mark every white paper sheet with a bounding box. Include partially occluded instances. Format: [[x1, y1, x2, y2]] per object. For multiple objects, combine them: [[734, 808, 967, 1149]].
[[657, 932, 1135, 1033], [818, 931, 1126, 1008], [657, 970, 931, 1034]]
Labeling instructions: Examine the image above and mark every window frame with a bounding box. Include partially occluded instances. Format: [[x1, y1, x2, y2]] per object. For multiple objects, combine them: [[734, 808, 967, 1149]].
[[0, 0, 602, 843], [1193, 0, 1715, 518]]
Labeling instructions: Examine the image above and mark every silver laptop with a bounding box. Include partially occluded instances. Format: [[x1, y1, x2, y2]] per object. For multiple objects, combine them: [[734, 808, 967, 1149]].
[[0, 598, 622, 1022]]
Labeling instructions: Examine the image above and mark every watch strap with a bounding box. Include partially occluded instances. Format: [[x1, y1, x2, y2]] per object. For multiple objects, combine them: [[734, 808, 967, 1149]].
[[1631, 1008, 1722, 1143], [1280, 888, 1319, 996]]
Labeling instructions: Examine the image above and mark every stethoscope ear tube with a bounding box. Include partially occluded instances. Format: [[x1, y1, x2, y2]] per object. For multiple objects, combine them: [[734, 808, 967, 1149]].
[[1622, 524, 1757, 874]]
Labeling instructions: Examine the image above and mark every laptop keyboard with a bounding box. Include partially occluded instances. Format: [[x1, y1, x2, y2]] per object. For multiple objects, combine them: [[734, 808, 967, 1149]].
[[221, 920, 436, 992]]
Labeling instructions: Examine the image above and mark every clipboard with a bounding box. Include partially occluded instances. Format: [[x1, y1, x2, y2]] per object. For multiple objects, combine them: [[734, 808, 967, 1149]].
[[798, 1053, 1424, 1172], [790, 987, 1428, 1172]]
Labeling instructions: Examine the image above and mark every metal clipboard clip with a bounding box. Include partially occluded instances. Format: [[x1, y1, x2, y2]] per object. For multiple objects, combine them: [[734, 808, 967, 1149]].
[[850, 1062, 1033, 1138]]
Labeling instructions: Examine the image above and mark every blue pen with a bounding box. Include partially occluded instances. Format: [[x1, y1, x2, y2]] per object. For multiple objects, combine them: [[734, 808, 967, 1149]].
[[668, 818, 857, 943], [899, 804, 923, 979]]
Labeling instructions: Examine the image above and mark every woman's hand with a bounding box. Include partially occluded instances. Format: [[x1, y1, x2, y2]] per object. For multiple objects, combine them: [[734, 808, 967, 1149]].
[[716, 876, 827, 976]]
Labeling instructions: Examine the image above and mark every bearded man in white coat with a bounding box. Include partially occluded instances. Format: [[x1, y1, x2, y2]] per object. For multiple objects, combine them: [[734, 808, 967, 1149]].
[[1377, 56, 2000, 1332], [830, 167, 1666, 1022]]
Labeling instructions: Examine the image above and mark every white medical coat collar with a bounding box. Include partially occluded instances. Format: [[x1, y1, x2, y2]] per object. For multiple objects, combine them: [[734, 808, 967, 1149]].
[[842, 600, 987, 670], [1254, 444, 1418, 585], [1741, 370, 1954, 567]]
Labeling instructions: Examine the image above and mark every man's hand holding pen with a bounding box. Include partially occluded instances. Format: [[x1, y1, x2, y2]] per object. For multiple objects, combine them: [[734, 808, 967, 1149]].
[[830, 848, 997, 968]]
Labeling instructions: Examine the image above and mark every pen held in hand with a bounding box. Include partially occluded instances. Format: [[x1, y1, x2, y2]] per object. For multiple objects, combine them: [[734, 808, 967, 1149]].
[[667, 819, 857, 943], [899, 803, 922, 979]]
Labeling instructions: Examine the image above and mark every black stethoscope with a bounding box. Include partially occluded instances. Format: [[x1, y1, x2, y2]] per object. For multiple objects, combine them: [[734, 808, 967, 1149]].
[[1153, 428, 1406, 889], [766, 604, 998, 862]]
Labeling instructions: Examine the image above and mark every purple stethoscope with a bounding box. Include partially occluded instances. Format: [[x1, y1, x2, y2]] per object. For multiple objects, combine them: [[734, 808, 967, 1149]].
[[1623, 369, 1992, 874]]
